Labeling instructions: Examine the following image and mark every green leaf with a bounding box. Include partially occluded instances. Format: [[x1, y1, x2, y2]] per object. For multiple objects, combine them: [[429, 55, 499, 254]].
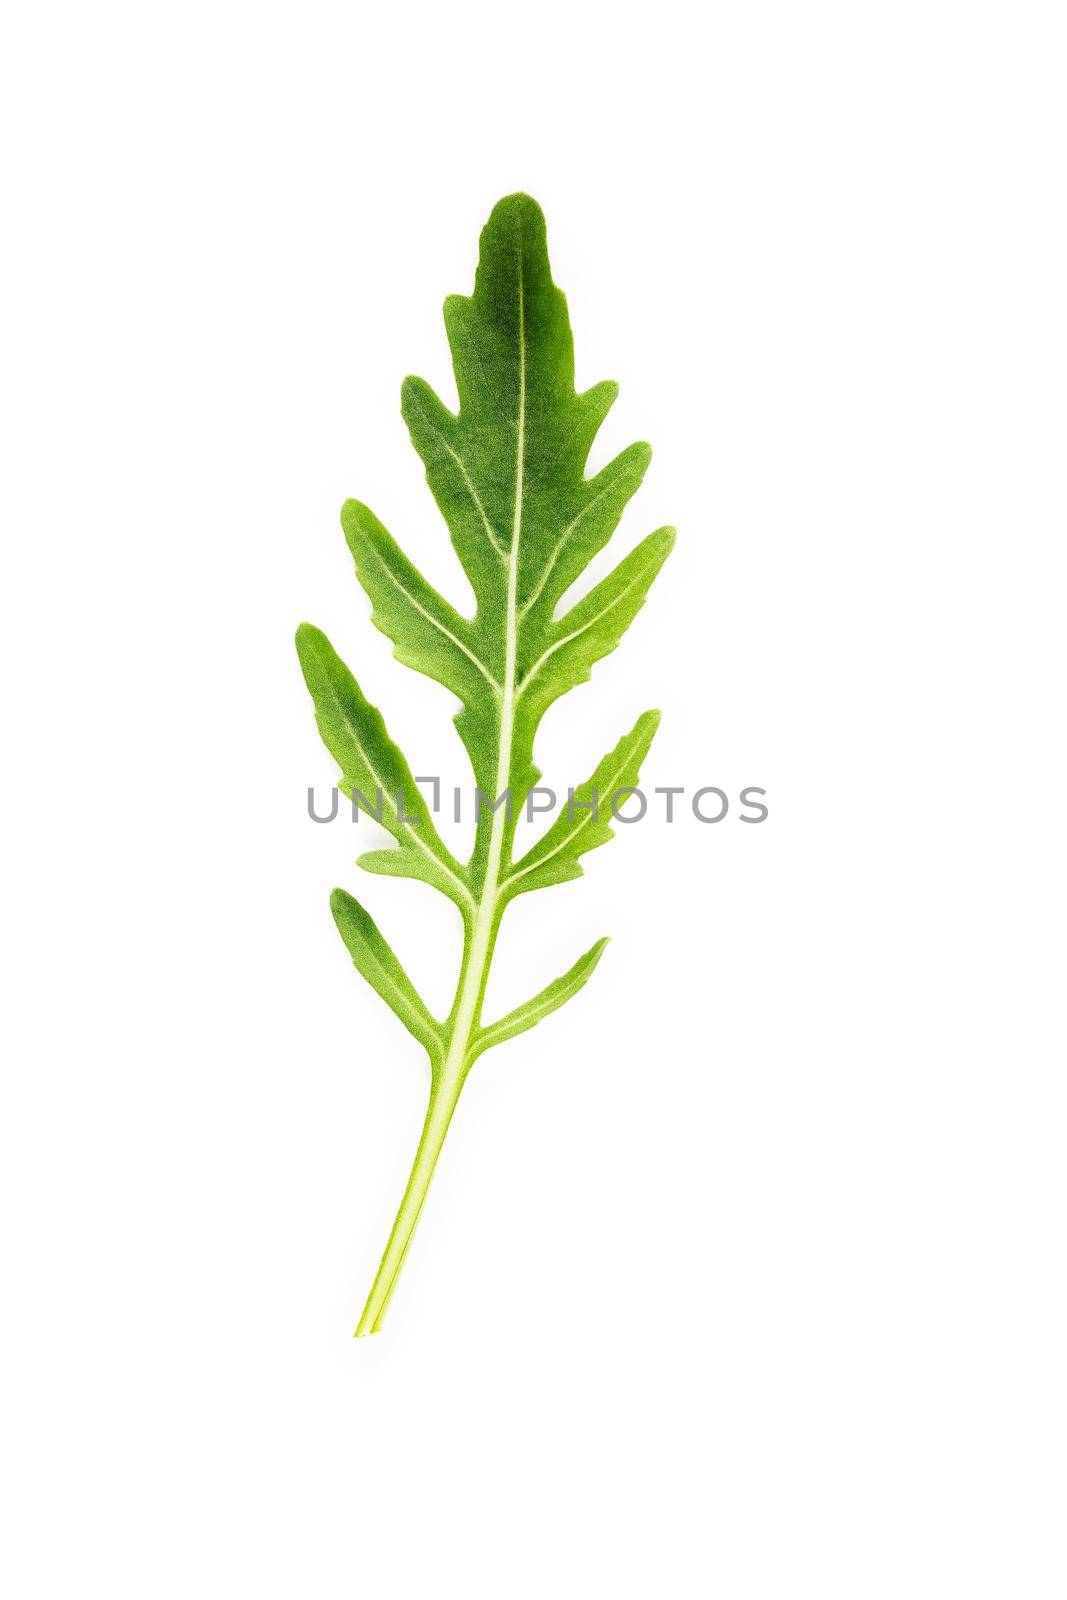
[[504, 710, 662, 899], [471, 938, 609, 1062], [296, 194, 675, 1334], [330, 890, 443, 1069]]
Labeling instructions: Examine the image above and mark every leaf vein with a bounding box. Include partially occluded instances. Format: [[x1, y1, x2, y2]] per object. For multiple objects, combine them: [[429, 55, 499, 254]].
[[326, 684, 472, 907], [515, 569, 649, 702], [371, 550, 503, 698], [519, 469, 632, 618], [408, 388, 507, 560]]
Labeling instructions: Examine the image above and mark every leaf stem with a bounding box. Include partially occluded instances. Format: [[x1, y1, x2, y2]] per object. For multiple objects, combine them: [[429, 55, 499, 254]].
[[354, 1058, 464, 1336], [354, 892, 501, 1336]]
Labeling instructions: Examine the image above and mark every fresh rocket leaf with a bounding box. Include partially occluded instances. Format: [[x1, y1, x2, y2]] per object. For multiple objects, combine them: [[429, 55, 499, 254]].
[[470, 938, 609, 1062], [297, 194, 675, 1334], [330, 890, 443, 1070]]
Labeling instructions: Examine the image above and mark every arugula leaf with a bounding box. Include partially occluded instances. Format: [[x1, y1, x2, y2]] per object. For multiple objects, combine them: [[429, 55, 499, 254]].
[[298, 194, 674, 1333]]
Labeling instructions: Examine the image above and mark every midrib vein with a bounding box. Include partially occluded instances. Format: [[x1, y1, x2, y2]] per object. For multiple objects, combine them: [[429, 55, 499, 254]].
[[440, 243, 526, 1083]]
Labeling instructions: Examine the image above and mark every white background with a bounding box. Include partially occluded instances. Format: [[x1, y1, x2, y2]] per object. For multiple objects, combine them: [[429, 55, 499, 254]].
[[2, 3, 1065, 1595]]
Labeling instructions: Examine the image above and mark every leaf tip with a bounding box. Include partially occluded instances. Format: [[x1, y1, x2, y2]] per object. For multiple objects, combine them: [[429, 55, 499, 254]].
[[294, 620, 321, 661], [486, 190, 545, 229], [476, 194, 550, 287], [340, 498, 384, 560], [585, 377, 620, 408], [330, 886, 373, 941]]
